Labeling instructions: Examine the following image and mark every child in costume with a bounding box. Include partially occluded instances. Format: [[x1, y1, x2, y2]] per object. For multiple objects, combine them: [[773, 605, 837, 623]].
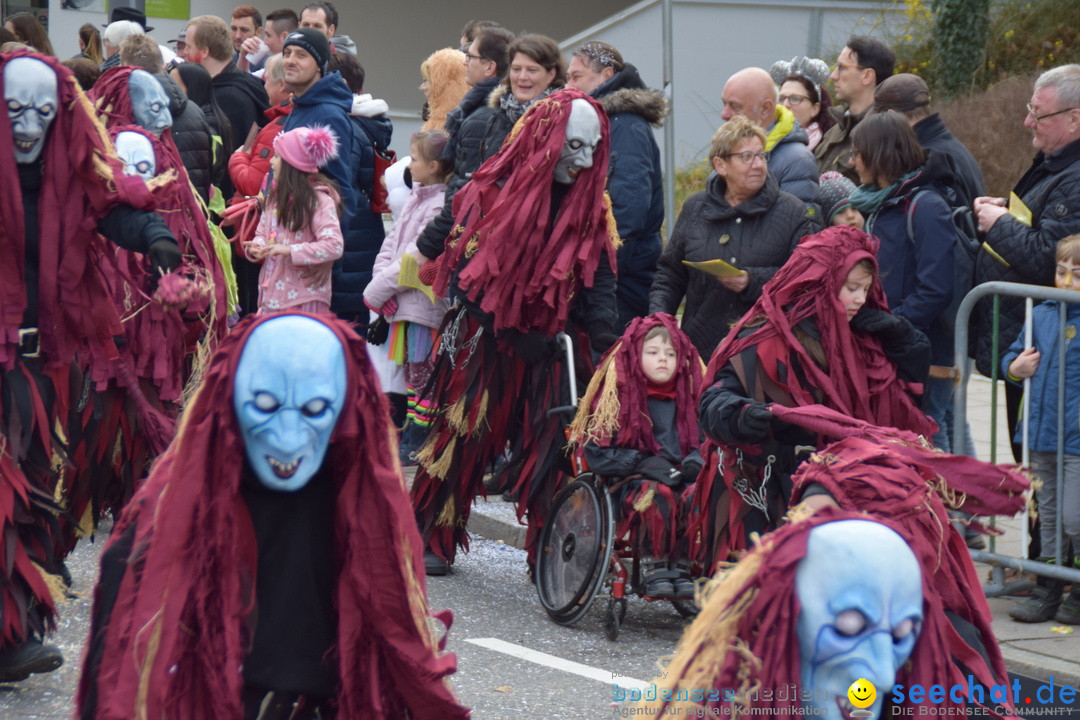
[[243, 125, 344, 315], [76, 313, 469, 720], [1003, 233, 1080, 624], [364, 130, 452, 463], [568, 314, 703, 598], [695, 225, 935, 570]]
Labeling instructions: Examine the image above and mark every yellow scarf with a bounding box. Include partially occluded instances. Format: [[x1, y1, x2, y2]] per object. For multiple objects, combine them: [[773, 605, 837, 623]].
[[764, 104, 795, 152]]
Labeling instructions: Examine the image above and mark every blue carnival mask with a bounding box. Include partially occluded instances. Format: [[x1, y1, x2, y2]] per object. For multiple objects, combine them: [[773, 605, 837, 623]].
[[796, 520, 923, 720], [233, 316, 347, 491], [115, 131, 157, 180], [4, 57, 58, 164], [128, 69, 172, 137]]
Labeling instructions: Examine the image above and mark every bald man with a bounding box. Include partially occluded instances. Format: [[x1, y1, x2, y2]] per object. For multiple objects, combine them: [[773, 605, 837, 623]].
[[720, 66, 819, 207]]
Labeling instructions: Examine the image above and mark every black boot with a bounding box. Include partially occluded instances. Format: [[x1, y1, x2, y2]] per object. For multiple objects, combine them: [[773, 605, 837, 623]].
[[1055, 585, 1080, 625], [424, 549, 450, 576], [0, 638, 64, 682], [1010, 573, 1065, 623], [642, 558, 675, 599]]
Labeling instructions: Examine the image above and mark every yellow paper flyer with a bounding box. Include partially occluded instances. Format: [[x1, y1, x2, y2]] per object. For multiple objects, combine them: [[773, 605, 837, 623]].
[[399, 254, 437, 302], [681, 258, 747, 278], [1008, 192, 1033, 227]]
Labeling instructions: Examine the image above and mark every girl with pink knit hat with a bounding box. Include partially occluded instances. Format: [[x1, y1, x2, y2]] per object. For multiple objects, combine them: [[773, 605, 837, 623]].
[[243, 125, 345, 315]]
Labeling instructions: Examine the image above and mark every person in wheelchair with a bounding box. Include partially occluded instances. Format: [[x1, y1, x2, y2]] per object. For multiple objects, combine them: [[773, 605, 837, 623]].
[[694, 226, 936, 570], [568, 314, 705, 599]]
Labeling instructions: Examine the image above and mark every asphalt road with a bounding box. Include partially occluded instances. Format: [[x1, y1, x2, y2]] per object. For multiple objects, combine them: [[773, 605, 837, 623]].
[[0, 529, 689, 719]]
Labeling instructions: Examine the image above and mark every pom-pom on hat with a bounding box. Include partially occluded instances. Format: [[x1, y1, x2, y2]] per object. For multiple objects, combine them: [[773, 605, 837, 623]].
[[273, 125, 339, 173], [819, 170, 857, 223], [283, 28, 331, 75]]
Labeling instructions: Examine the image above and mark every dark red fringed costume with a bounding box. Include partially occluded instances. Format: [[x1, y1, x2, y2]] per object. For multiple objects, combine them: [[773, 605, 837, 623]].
[[90, 67, 229, 399], [568, 314, 704, 557], [0, 50, 152, 651], [640, 507, 1017, 719], [412, 89, 619, 566], [779, 404, 1030, 714], [76, 314, 469, 720], [691, 226, 936, 569]]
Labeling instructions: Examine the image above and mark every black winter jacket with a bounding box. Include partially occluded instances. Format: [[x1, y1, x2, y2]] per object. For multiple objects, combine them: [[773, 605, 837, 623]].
[[416, 79, 514, 261], [649, 173, 818, 360], [156, 73, 213, 203], [211, 62, 269, 198], [913, 113, 985, 208], [594, 66, 668, 327], [972, 137, 1080, 375]]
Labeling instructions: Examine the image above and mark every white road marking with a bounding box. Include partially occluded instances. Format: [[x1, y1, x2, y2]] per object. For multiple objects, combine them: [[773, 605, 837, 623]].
[[464, 637, 651, 691]]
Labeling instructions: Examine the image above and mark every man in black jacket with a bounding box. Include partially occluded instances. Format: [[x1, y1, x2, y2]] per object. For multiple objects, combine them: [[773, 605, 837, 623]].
[[874, 73, 985, 207], [973, 64, 1080, 462], [568, 41, 667, 328], [415, 26, 515, 263], [186, 14, 269, 199]]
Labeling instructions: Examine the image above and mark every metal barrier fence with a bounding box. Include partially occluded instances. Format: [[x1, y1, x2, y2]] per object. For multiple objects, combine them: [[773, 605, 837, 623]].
[[954, 281, 1080, 595]]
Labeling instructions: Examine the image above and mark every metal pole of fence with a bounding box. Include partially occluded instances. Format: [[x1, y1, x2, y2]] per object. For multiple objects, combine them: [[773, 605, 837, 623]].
[[1057, 301, 1067, 567], [1021, 298, 1032, 559]]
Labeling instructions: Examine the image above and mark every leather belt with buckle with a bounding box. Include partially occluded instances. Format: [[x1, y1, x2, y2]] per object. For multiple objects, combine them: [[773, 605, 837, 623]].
[[17, 328, 40, 358]]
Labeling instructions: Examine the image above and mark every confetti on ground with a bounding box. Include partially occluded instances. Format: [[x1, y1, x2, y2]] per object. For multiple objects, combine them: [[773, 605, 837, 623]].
[[495, 686, 514, 693], [1050, 626, 1074, 635]]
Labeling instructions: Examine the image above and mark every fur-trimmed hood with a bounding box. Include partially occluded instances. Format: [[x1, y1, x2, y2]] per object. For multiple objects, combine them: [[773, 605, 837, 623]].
[[593, 64, 668, 127], [486, 82, 508, 109], [599, 87, 668, 126]]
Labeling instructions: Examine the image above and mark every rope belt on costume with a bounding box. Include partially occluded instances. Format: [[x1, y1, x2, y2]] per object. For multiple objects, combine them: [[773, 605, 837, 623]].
[[17, 328, 40, 358]]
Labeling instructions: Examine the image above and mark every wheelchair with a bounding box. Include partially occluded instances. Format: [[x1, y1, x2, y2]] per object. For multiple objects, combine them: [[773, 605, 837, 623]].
[[533, 333, 700, 640], [535, 469, 700, 640]]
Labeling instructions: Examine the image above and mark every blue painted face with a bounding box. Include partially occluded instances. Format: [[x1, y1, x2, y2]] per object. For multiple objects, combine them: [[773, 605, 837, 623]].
[[233, 316, 347, 491], [796, 520, 923, 720]]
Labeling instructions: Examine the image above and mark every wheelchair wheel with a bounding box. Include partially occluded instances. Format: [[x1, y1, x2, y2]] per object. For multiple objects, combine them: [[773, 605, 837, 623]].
[[536, 474, 614, 625], [605, 597, 627, 641]]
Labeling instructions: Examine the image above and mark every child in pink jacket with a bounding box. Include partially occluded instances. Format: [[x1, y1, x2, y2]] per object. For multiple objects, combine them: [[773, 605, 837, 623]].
[[243, 125, 344, 315], [365, 130, 452, 462]]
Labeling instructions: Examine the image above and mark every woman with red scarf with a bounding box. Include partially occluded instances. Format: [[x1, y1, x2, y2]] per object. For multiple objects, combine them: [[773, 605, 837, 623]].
[[693, 225, 935, 569], [568, 314, 704, 598]]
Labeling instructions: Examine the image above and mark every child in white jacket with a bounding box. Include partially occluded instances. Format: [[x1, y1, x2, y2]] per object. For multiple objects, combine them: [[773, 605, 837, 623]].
[[365, 130, 452, 463]]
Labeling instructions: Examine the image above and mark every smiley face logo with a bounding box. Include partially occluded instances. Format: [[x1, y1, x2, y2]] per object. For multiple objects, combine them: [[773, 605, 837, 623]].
[[847, 678, 876, 709]]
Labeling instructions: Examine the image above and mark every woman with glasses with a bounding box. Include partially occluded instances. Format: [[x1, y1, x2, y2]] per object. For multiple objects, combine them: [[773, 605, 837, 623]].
[[847, 110, 958, 452], [650, 116, 817, 359], [770, 56, 835, 151]]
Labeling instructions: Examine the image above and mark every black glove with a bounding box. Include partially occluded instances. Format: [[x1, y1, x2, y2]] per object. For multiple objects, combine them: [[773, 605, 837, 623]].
[[366, 315, 390, 345], [635, 455, 679, 485], [850, 307, 909, 344], [679, 457, 703, 484], [591, 332, 620, 355], [147, 238, 182, 275], [732, 402, 772, 443], [507, 330, 553, 365]]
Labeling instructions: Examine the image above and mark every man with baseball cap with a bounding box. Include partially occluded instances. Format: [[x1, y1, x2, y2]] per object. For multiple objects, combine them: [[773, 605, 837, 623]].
[[281, 27, 391, 322], [874, 73, 984, 207]]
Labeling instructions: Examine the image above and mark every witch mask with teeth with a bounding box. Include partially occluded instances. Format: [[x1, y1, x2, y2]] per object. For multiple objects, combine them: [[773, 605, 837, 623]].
[[4, 56, 58, 163], [234, 315, 347, 491]]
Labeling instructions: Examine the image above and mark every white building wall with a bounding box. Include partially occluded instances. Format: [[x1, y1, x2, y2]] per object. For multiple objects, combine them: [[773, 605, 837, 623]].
[[560, 0, 904, 167]]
